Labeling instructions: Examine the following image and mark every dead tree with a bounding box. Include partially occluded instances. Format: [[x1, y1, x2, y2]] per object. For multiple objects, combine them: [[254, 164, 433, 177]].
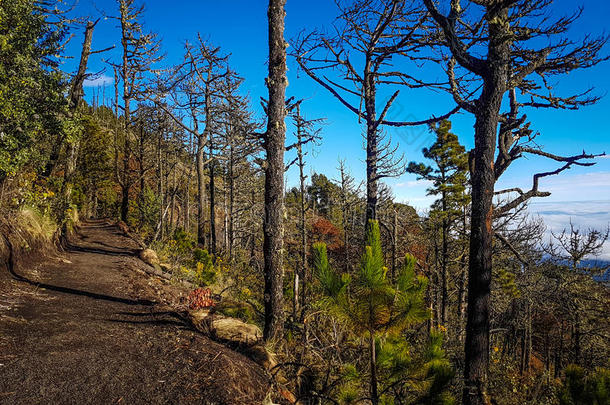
[[285, 100, 322, 320], [423, 1, 608, 403], [263, 0, 288, 342], [154, 37, 232, 248], [61, 20, 98, 212], [61, 19, 113, 221], [292, 0, 457, 227], [335, 159, 362, 274], [112, 0, 162, 222], [219, 92, 260, 261], [207, 73, 243, 255]]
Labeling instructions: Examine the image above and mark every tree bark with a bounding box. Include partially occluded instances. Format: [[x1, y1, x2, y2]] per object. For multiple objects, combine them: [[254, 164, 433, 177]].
[[157, 132, 164, 240], [369, 329, 379, 405], [262, 0, 287, 342], [364, 66, 378, 226], [228, 142, 235, 261], [119, 0, 132, 223], [463, 64, 508, 405], [462, 6, 511, 402], [196, 131, 206, 247], [209, 149, 217, 255], [440, 187, 449, 325]]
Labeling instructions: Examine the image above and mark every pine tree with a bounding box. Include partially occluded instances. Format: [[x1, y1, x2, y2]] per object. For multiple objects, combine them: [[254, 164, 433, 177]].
[[408, 120, 469, 328], [0, 0, 67, 185], [314, 220, 454, 404]]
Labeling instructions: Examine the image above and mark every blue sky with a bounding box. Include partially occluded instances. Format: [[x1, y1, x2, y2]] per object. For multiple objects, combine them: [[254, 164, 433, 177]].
[[65, 0, 610, 256]]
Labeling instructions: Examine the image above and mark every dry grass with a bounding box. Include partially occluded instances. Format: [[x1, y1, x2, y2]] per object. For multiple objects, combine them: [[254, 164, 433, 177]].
[[15, 206, 57, 245]]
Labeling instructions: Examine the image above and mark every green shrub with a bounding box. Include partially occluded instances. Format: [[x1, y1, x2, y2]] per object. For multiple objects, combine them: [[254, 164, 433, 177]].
[[559, 365, 609, 405], [216, 300, 256, 323]]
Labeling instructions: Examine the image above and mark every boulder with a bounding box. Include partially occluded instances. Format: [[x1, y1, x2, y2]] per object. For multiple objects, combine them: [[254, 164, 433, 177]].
[[209, 317, 262, 345], [139, 248, 160, 267], [189, 308, 276, 369]]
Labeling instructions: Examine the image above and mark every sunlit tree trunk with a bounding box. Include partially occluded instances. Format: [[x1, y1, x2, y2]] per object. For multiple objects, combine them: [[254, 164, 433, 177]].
[[263, 0, 288, 342]]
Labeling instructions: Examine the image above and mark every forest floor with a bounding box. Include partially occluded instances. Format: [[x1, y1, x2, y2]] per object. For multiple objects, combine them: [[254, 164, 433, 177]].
[[0, 220, 269, 405]]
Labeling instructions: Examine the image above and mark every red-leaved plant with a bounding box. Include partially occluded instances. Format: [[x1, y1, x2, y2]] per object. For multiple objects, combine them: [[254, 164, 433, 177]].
[[188, 287, 216, 310]]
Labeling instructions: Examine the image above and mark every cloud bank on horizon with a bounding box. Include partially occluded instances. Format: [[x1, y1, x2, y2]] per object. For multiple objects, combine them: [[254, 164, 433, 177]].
[[529, 200, 610, 261], [394, 171, 610, 261]]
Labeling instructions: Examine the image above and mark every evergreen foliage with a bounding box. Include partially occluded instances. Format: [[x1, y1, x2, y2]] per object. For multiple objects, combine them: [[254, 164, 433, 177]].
[[0, 0, 67, 181], [314, 220, 454, 404], [559, 365, 610, 405], [407, 120, 469, 221]]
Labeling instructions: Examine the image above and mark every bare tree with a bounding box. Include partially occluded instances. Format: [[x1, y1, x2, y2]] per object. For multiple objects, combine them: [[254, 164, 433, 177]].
[[154, 37, 232, 248], [544, 222, 609, 366], [335, 159, 362, 274], [292, 0, 457, 227], [423, 1, 608, 403], [113, 0, 162, 222], [286, 100, 322, 320], [62, 20, 99, 214], [547, 221, 610, 271]]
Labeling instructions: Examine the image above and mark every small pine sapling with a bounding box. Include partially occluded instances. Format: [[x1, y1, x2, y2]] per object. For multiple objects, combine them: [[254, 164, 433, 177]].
[[313, 220, 454, 404]]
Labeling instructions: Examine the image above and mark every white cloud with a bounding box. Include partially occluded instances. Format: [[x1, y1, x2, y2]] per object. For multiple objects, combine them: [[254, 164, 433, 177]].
[[83, 74, 114, 88], [540, 171, 610, 190], [395, 179, 432, 188], [499, 171, 610, 204]]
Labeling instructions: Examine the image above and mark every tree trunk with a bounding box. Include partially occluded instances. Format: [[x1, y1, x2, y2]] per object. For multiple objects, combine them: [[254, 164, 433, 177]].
[[457, 259, 468, 343], [295, 103, 308, 320], [526, 300, 532, 372], [369, 330, 379, 405], [573, 315, 581, 366], [209, 152, 217, 255], [441, 193, 449, 325], [463, 8, 510, 402], [118, 2, 133, 224], [364, 68, 378, 226], [555, 321, 564, 378], [463, 109, 499, 405], [157, 132, 164, 240], [62, 20, 96, 217], [457, 207, 468, 344], [262, 0, 288, 342], [196, 132, 206, 247], [228, 143, 235, 262], [138, 122, 146, 223]]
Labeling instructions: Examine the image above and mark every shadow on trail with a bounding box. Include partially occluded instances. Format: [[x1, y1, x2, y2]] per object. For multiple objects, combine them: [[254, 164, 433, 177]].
[[108, 310, 196, 331], [9, 266, 154, 306], [64, 240, 138, 257], [3, 234, 153, 307]]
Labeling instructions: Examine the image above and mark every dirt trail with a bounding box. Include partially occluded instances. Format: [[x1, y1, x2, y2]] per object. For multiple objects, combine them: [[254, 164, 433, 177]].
[[0, 220, 268, 405]]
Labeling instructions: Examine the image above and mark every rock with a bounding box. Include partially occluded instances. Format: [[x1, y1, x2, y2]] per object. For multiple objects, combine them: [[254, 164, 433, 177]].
[[139, 248, 160, 267], [209, 317, 262, 345], [189, 309, 273, 368]]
